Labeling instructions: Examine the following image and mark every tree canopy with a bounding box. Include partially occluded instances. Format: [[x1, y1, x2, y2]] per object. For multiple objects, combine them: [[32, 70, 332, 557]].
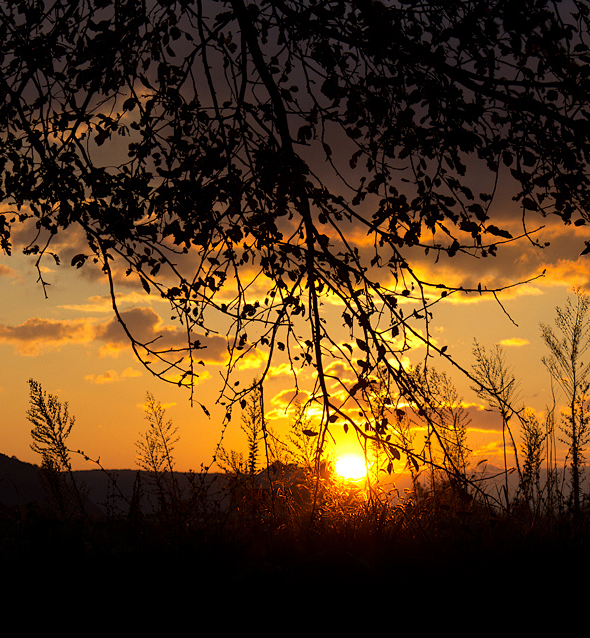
[[2, 0, 590, 467]]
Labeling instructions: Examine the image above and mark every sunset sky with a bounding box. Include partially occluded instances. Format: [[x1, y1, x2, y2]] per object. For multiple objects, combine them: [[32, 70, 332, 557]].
[[2, 0, 590, 481], [1, 204, 589, 475]]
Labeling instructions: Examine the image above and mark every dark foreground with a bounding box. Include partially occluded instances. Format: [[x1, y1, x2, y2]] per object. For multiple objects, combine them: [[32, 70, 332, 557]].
[[2, 454, 590, 598]]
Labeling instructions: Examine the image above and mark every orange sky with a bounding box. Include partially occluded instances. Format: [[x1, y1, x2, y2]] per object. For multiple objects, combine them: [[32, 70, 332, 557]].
[[1, 47, 589, 472], [1, 206, 589, 475]]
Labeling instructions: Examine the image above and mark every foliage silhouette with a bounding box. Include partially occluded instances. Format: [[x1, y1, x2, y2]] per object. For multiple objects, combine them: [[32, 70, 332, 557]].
[[411, 364, 472, 494], [471, 341, 522, 510], [135, 391, 182, 523], [517, 407, 545, 514], [27, 379, 87, 519], [3, 1, 590, 472], [541, 288, 590, 514]]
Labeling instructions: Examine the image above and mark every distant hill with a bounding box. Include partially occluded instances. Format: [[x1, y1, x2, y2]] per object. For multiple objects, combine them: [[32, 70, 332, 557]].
[[0, 453, 233, 516], [0, 453, 46, 511], [2, 452, 585, 517], [73, 467, 231, 515]]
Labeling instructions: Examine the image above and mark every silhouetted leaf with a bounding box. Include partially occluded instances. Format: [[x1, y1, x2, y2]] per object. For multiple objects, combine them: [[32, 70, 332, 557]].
[[356, 338, 369, 352], [71, 254, 88, 268], [199, 403, 210, 417], [139, 276, 150, 294], [486, 225, 513, 239], [522, 198, 537, 211]]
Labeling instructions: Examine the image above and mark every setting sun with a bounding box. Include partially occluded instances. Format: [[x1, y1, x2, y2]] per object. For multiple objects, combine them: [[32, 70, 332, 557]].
[[335, 454, 367, 481]]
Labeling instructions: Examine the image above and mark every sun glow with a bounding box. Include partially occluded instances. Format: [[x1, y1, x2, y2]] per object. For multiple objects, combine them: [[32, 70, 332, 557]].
[[335, 453, 367, 481]]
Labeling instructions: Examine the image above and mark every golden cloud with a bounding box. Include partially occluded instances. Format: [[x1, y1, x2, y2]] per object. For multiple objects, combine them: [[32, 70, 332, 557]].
[[0, 263, 20, 279], [267, 362, 301, 378], [540, 259, 590, 290], [85, 370, 120, 384], [94, 306, 230, 365], [270, 388, 310, 407], [137, 399, 178, 412], [233, 348, 267, 372], [122, 366, 143, 378], [498, 337, 530, 347], [85, 366, 143, 384], [59, 291, 163, 314]]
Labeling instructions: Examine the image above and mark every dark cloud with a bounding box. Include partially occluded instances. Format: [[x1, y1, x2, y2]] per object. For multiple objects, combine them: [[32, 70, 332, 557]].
[[0, 305, 230, 364], [0, 317, 92, 355], [95, 306, 230, 363]]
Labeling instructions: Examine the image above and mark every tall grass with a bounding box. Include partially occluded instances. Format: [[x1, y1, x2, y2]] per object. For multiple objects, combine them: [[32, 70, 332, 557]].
[[6, 372, 590, 583]]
